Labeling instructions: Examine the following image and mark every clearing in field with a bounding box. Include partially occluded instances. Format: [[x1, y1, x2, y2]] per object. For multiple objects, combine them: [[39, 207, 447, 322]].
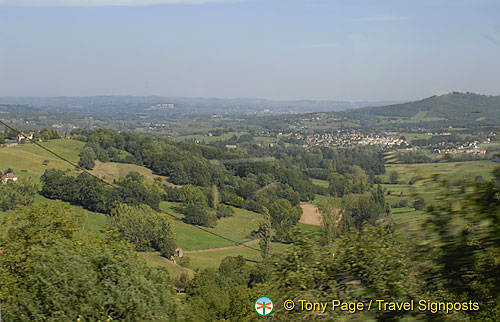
[[90, 161, 167, 182], [299, 203, 322, 226]]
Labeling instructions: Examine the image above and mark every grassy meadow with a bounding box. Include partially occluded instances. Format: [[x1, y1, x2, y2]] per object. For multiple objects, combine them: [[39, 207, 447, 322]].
[[90, 160, 167, 182], [0, 139, 84, 182], [160, 201, 262, 251]]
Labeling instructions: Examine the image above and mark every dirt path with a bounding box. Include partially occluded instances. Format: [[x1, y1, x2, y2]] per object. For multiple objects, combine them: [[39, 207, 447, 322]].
[[299, 203, 323, 226], [183, 239, 259, 254]]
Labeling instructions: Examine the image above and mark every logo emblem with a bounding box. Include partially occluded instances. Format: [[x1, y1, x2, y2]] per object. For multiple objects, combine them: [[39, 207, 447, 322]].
[[254, 296, 274, 316]]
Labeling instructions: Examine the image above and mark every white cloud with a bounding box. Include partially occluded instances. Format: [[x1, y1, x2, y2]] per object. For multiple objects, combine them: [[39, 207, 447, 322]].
[[0, 0, 244, 6], [353, 15, 408, 23]]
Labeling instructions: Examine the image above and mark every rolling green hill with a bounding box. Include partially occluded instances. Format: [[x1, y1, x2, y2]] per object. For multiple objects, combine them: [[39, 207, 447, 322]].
[[347, 92, 500, 126], [0, 138, 272, 270], [0, 139, 84, 182]]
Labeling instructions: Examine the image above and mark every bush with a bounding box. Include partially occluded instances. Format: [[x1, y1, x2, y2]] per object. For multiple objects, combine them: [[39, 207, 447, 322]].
[[182, 204, 217, 227], [413, 198, 426, 211], [216, 204, 235, 219], [222, 191, 245, 208], [111, 204, 176, 257], [393, 198, 409, 208], [408, 176, 422, 185]]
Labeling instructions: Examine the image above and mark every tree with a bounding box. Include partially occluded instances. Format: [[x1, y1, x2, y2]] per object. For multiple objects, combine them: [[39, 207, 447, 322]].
[[183, 267, 254, 322], [182, 203, 216, 227], [111, 204, 176, 257], [271, 227, 421, 321], [413, 197, 426, 210], [216, 204, 234, 219], [179, 185, 216, 227], [268, 199, 302, 242], [372, 184, 385, 206], [316, 196, 341, 245], [0, 177, 38, 211], [211, 184, 219, 209], [338, 194, 384, 233], [258, 207, 272, 259], [389, 171, 399, 184], [40, 169, 77, 201], [180, 184, 208, 209], [0, 203, 177, 321], [116, 172, 162, 211], [78, 146, 96, 170]]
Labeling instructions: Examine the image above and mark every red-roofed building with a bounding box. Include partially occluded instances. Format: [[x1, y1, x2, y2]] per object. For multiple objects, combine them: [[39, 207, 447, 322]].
[[2, 173, 18, 183], [18, 132, 35, 142]]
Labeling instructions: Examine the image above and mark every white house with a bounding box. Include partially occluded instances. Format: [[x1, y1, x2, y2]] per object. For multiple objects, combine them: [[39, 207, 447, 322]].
[[2, 173, 18, 183], [17, 132, 35, 142]]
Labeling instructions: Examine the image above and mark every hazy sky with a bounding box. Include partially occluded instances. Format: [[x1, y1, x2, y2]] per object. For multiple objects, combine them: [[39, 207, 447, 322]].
[[1, 0, 499, 101]]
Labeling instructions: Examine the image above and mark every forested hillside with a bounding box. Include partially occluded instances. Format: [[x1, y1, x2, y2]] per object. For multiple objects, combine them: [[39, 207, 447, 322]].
[[346, 92, 500, 126]]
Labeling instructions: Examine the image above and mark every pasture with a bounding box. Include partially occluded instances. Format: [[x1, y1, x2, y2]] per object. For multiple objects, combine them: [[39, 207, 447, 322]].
[[90, 160, 167, 182], [160, 201, 262, 251], [0, 139, 84, 182]]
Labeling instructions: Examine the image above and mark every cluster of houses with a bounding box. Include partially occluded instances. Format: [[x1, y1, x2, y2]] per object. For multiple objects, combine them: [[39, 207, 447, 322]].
[[295, 131, 409, 149], [430, 141, 488, 155], [3, 131, 35, 148], [431, 147, 487, 155]]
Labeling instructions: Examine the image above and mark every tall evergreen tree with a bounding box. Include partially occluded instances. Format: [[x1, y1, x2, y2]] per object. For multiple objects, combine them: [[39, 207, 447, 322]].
[[258, 207, 272, 260]]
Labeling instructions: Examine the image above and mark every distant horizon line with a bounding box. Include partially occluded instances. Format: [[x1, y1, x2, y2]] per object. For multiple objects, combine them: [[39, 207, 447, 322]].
[[1, 91, 499, 103], [0, 94, 408, 103]]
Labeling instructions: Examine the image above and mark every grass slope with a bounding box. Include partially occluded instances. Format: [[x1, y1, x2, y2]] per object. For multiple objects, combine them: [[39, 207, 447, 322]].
[[90, 160, 167, 182], [160, 202, 262, 251], [185, 242, 290, 270], [0, 139, 84, 182], [138, 252, 195, 279]]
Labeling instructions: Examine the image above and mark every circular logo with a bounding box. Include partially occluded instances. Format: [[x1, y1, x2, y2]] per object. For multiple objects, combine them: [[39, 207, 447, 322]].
[[254, 296, 274, 316]]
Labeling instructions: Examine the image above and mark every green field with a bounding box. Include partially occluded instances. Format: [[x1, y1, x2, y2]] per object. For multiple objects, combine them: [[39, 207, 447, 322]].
[[160, 202, 262, 251], [184, 242, 290, 270], [311, 178, 329, 188], [90, 160, 169, 182], [138, 252, 195, 279], [0, 139, 84, 182], [253, 136, 275, 144], [405, 111, 447, 123]]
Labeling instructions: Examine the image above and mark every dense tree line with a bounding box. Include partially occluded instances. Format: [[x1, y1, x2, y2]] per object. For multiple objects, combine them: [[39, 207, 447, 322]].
[[71, 129, 317, 209], [40, 170, 163, 213]]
